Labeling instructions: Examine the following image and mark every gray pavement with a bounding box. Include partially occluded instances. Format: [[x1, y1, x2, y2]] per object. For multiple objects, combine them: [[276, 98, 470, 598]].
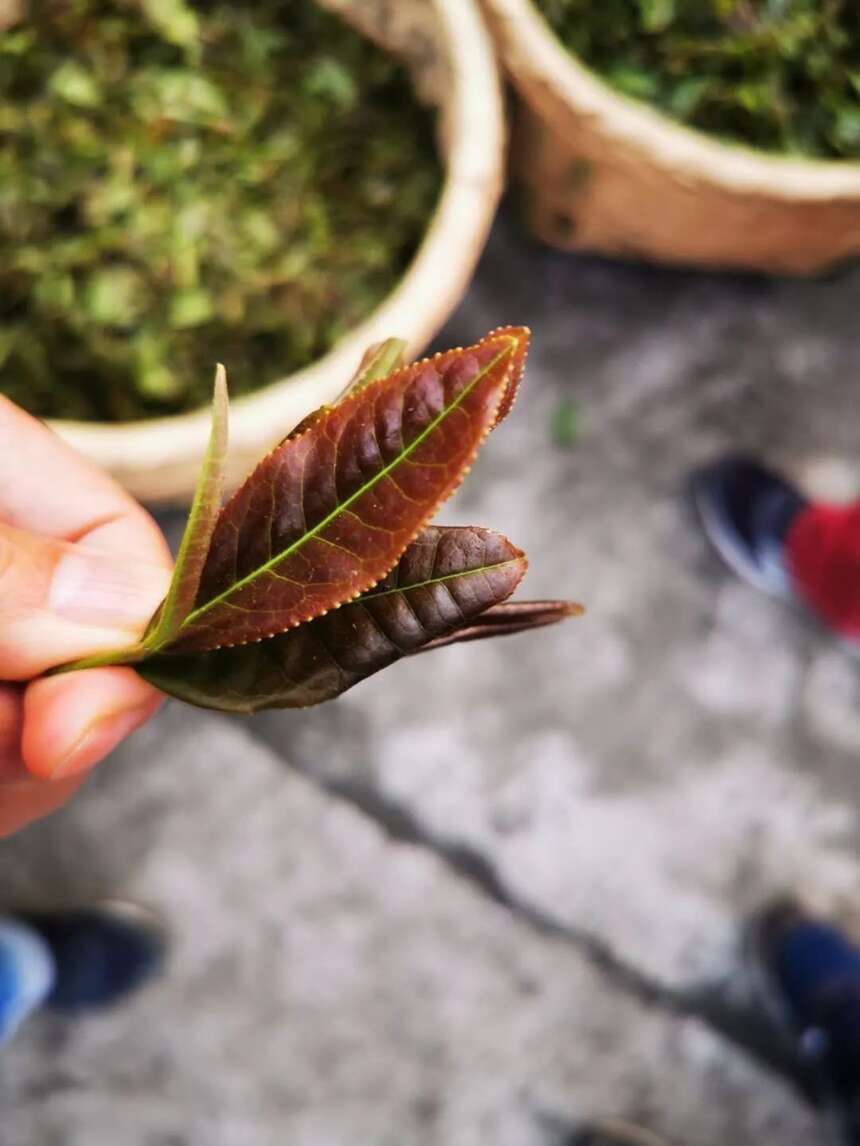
[[3, 209, 860, 1144]]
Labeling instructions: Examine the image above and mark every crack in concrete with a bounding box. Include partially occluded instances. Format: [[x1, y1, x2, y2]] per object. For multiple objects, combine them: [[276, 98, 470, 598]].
[[262, 746, 819, 1105]]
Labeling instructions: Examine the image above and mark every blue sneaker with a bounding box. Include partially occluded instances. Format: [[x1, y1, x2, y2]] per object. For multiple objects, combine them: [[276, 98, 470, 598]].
[[690, 455, 808, 598], [14, 901, 167, 1013], [751, 899, 860, 1145]]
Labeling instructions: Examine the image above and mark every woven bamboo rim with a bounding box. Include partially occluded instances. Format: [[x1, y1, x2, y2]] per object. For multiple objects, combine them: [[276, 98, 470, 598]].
[[481, 0, 860, 271], [51, 0, 505, 503]]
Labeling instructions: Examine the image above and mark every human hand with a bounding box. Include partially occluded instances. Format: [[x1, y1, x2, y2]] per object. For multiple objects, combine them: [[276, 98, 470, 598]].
[[0, 397, 172, 837]]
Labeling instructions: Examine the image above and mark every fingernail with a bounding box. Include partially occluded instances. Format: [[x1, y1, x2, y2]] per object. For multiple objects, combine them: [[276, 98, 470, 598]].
[[50, 550, 168, 630], [50, 703, 152, 779]]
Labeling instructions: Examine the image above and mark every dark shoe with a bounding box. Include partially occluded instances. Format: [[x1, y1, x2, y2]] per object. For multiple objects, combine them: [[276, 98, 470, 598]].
[[750, 899, 860, 1145], [564, 1122, 668, 1146], [690, 455, 808, 598], [14, 900, 167, 1013]]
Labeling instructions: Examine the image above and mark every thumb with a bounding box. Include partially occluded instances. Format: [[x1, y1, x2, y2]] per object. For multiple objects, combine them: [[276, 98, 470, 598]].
[[0, 522, 171, 680]]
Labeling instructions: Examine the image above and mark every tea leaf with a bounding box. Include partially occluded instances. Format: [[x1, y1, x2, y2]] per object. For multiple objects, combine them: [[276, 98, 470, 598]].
[[550, 399, 580, 448], [57, 329, 583, 714], [342, 338, 409, 398], [144, 366, 229, 649], [136, 525, 532, 712], [48, 60, 101, 108], [162, 328, 530, 653], [419, 599, 585, 651], [139, 0, 200, 52]]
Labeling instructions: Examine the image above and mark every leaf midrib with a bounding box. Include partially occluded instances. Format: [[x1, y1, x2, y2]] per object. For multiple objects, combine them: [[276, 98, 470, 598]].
[[178, 341, 515, 634], [358, 557, 523, 602]]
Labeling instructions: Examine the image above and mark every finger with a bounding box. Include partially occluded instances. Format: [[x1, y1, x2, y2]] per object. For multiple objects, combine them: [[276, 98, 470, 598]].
[[0, 684, 24, 781], [22, 668, 162, 780], [0, 396, 170, 562], [0, 522, 171, 679], [0, 775, 86, 838], [0, 679, 83, 835]]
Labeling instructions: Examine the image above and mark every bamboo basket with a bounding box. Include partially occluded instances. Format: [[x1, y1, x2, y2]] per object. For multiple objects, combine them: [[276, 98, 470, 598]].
[[52, 0, 505, 503], [481, 0, 860, 274]]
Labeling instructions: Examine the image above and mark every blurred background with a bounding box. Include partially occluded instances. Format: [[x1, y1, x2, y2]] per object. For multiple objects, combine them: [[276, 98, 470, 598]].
[[2, 1, 860, 1144]]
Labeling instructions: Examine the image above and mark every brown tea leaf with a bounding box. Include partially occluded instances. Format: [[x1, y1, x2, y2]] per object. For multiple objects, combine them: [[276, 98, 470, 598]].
[[138, 525, 531, 712], [165, 328, 530, 653]]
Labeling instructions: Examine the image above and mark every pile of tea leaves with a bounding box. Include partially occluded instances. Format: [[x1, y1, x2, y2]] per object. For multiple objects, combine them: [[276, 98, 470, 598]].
[[0, 0, 442, 421], [536, 0, 860, 159]]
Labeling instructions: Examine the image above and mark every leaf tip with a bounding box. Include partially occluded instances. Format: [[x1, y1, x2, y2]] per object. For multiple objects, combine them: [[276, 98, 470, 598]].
[[482, 326, 531, 428], [531, 599, 585, 622], [214, 362, 228, 400]]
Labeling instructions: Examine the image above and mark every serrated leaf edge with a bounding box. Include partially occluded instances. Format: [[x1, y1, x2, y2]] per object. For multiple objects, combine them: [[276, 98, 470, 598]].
[[171, 329, 528, 652]]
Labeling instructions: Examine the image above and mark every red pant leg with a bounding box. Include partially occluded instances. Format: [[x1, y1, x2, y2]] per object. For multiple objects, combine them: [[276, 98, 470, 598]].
[[786, 502, 860, 639]]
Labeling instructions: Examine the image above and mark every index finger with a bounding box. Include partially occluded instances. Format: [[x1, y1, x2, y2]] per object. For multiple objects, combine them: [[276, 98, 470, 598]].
[[0, 396, 170, 564]]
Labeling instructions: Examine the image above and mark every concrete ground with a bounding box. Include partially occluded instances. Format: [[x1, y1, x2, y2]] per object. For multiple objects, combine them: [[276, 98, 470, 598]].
[[3, 209, 860, 1145]]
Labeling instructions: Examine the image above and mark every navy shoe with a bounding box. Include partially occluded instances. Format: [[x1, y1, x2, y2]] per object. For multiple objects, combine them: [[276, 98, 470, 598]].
[[751, 899, 860, 1145], [690, 455, 808, 598], [14, 901, 167, 1013]]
